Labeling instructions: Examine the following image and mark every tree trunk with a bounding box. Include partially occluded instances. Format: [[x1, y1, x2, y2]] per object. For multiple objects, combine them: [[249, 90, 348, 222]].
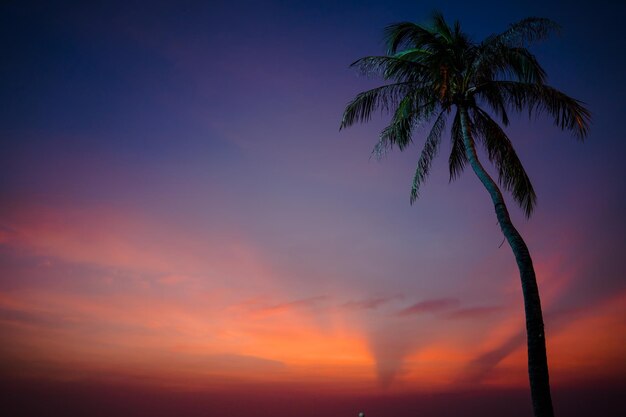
[[458, 106, 554, 417]]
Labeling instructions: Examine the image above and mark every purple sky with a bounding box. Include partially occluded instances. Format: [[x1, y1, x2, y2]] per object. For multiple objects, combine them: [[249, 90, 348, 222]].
[[1, 1, 625, 416]]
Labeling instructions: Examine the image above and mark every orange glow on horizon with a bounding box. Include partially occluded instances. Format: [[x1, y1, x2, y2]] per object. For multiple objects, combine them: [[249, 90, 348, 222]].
[[1, 201, 625, 395]]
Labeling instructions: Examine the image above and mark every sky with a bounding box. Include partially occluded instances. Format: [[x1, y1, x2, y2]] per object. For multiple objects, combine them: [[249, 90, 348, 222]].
[[1, 1, 625, 416]]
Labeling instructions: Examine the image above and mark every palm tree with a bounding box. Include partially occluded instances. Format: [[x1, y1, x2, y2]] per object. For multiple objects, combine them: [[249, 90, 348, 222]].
[[340, 13, 590, 417]]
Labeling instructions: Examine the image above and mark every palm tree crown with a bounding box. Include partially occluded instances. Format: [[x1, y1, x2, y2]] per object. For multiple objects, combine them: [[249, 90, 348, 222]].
[[340, 13, 590, 216]]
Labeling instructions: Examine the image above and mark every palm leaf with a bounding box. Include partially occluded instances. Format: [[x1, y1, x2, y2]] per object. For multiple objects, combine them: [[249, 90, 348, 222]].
[[473, 44, 547, 85], [384, 21, 441, 54], [448, 109, 468, 181], [340, 82, 415, 129], [393, 48, 433, 62], [490, 17, 560, 48], [476, 82, 510, 125], [378, 95, 417, 153], [410, 109, 447, 203], [376, 92, 438, 155], [478, 81, 591, 139], [471, 107, 537, 216], [350, 56, 429, 83], [431, 11, 454, 43]]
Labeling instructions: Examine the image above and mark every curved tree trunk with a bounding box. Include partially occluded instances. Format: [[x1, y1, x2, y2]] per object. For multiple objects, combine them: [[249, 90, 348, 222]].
[[458, 106, 554, 417]]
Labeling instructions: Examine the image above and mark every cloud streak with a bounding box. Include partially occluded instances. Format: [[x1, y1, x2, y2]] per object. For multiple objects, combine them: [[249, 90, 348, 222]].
[[395, 298, 459, 317], [444, 306, 505, 320]]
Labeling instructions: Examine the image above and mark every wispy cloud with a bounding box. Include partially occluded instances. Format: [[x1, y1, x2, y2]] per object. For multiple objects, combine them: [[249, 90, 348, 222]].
[[444, 306, 505, 320], [342, 297, 393, 311], [395, 298, 459, 317]]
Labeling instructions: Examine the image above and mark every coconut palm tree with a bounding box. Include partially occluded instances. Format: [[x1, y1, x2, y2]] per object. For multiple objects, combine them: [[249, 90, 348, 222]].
[[340, 13, 590, 417]]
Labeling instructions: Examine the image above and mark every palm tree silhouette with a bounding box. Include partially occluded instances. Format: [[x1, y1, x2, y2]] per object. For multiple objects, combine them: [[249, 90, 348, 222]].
[[340, 12, 590, 417]]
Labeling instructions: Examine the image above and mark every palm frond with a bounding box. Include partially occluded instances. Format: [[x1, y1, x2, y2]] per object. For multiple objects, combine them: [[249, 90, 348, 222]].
[[476, 82, 510, 125], [473, 44, 547, 85], [505, 47, 547, 83], [431, 11, 453, 43], [340, 82, 415, 129], [453, 20, 462, 38], [372, 96, 437, 159], [490, 17, 560, 47], [373, 92, 438, 158], [393, 48, 433, 62], [377, 95, 416, 154], [381, 98, 438, 150], [350, 56, 429, 83], [471, 107, 537, 216], [448, 109, 468, 181], [410, 109, 447, 203], [384, 22, 440, 54], [477, 81, 591, 139]]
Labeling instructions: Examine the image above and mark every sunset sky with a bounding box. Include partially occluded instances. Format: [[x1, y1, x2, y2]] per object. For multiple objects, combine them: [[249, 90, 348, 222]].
[[1, 1, 625, 416]]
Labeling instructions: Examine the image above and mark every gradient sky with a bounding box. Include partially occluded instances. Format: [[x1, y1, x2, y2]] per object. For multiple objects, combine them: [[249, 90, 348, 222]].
[[1, 1, 625, 416]]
